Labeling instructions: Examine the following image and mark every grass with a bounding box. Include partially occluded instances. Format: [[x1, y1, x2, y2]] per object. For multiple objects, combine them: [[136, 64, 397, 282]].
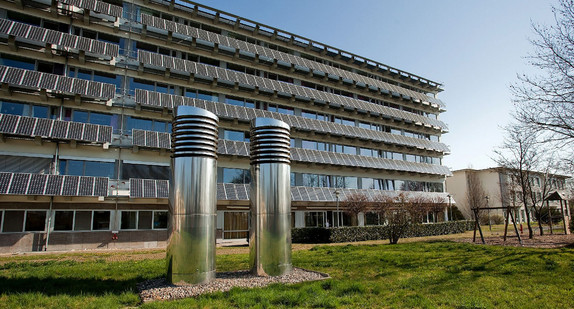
[[1, 239, 573, 308]]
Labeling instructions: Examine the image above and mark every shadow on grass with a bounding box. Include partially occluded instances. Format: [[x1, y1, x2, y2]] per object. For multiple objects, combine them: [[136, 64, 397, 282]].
[[0, 276, 144, 296]]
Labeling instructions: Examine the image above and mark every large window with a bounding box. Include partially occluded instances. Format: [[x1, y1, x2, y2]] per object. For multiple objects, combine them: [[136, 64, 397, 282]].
[[1, 210, 46, 233], [221, 168, 250, 184], [59, 160, 115, 178], [52, 210, 113, 231], [124, 116, 171, 133], [121, 163, 169, 180], [222, 129, 249, 142], [120, 211, 168, 230], [305, 212, 325, 227], [63, 108, 120, 131], [0, 101, 53, 118], [0, 155, 51, 174]]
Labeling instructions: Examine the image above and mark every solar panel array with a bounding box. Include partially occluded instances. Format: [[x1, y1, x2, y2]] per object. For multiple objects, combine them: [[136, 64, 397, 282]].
[[0, 172, 109, 196], [129, 178, 169, 198], [137, 50, 447, 131], [129, 128, 450, 176], [135, 90, 450, 153], [127, 180, 448, 202], [0, 113, 113, 143], [140, 13, 445, 109], [59, 0, 123, 18], [132, 129, 170, 149], [0, 19, 119, 58], [0, 66, 116, 99]]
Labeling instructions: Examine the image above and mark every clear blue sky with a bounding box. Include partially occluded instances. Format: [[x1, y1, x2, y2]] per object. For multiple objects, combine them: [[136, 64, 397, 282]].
[[192, 0, 557, 170]]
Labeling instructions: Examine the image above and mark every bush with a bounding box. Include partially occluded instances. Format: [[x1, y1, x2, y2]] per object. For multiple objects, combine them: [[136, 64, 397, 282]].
[[291, 227, 331, 243], [292, 221, 474, 244]]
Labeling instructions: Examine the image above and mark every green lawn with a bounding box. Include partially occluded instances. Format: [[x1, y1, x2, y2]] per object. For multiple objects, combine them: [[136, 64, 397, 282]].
[[1, 241, 573, 308]]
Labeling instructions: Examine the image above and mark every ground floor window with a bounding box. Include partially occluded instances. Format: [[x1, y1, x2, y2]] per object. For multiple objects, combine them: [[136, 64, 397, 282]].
[[120, 210, 168, 230], [1, 210, 46, 232], [305, 212, 326, 227], [365, 212, 382, 226]]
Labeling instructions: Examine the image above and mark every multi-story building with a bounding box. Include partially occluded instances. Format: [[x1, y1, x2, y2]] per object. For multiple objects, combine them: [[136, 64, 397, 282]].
[[0, 0, 451, 253], [446, 168, 570, 224]]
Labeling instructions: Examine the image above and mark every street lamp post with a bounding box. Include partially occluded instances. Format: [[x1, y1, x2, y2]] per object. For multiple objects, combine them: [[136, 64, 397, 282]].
[[334, 190, 340, 227]]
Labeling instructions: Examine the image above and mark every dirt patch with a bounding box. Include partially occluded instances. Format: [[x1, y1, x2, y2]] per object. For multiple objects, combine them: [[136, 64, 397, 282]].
[[455, 233, 574, 248]]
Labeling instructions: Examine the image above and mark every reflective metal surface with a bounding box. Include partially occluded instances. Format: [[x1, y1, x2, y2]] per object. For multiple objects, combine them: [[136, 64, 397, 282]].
[[249, 118, 292, 276], [167, 106, 218, 285]]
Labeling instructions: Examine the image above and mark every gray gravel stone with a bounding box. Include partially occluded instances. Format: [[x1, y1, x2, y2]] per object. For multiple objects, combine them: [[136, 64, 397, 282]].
[[138, 268, 330, 302]]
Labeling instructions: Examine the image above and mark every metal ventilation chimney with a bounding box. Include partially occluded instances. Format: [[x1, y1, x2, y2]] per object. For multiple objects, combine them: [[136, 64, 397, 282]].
[[167, 106, 218, 285], [249, 118, 292, 276]]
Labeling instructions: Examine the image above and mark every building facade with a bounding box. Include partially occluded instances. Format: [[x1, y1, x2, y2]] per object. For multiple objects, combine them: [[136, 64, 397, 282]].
[[0, 0, 451, 253], [446, 168, 570, 224]]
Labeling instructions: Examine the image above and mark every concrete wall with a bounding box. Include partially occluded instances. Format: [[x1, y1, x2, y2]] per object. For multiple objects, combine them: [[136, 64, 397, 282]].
[[0, 230, 168, 254]]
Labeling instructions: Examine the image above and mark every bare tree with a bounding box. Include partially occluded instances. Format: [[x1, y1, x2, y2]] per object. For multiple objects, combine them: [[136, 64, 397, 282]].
[[341, 192, 369, 226], [373, 193, 410, 244], [511, 0, 574, 162], [465, 170, 488, 222], [494, 123, 541, 239], [527, 158, 561, 235]]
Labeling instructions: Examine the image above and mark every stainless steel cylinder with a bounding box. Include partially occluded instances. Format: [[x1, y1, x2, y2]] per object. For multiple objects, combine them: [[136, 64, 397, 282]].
[[249, 118, 292, 276], [167, 106, 218, 285]]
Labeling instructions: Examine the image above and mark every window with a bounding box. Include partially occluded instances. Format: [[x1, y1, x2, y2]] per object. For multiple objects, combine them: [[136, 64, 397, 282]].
[[2, 211, 24, 232], [0, 101, 53, 118], [365, 212, 381, 226], [305, 212, 325, 227], [92, 211, 110, 230], [74, 211, 92, 231], [222, 168, 250, 184], [25, 211, 46, 232], [138, 211, 153, 229], [121, 163, 169, 180], [153, 211, 168, 229], [59, 160, 115, 178], [223, 129, 249, 142], [0, 155, 51, 174], [121, 211, 137, 230], [225, 96, 255, 108], [124, 116, 170, 133], [0, 55, 35, 70], [54, 211, 74, 231]]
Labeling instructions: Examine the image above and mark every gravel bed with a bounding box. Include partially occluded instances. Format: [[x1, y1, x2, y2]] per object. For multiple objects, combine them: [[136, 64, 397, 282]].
[[138, 268, 330, 302]]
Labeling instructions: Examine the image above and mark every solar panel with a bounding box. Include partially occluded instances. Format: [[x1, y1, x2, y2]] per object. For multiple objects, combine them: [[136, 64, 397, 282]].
[[157, 180, 169, 198], [129, 178, 143, 198], [61, 176, 79, 196], [0, 66, 116, 100], [51, 120, 69, 139], [67, 122, 84, 140], [34, 118, 53, 137], [45, 175, 63, 195], [14, 116, 35, 136], [60, 0, 123, 17], [0, 114, 18, 133], [27, 174, 47, 195], [0, 172, 12, 194], [97, 126, 112, 143], [145, 130, 158, 148], [78, 176, 94, 196], [8, 173, 30, 195], [143, 179, 156, 198], [158, 132, 171, 149], [90, 177, 107, 196]]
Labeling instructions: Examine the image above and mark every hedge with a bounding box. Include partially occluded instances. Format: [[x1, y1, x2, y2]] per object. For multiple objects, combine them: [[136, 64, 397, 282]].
[[292, 220, 474, 244]]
